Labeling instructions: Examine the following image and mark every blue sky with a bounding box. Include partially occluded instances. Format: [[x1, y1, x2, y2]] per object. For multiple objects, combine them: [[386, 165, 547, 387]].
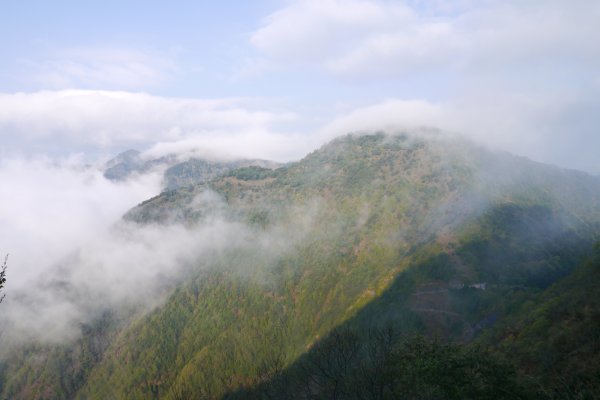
[[0, 0, 599, 172], [1, 1, 272, 94], [1, 0, 450, 103]]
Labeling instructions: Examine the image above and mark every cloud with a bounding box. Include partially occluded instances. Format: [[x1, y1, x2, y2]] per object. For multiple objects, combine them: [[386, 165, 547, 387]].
[[1, 216, 250, 343], [142, 129, 321, 163], [251, 0, 600, 79], [0, 156, 162, 289], [1, 87, 598, 173], [252, 0, 414, 66], [320, 89, 600, 174], [320, 98, 443, 137], [0, 154, 220, 343], [0, 154, 317, 345], [16, 47, 178, 90], [0, 90, 299, 159]]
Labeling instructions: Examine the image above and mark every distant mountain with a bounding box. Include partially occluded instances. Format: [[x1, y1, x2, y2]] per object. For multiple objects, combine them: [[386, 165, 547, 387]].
[[3, 132, 600, 399], [103, 149, 175, 181], [103, 149, 280, 190], [163, 158, 280, 191]]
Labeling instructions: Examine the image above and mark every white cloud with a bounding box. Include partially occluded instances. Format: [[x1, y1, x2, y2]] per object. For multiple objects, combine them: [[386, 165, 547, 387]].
[[0, 153, 257, 344], [320, 98, 443, 138], [0, 153, 317, 344], [142, 129, 319, 163], [252, 0, 414, 70], [1, 87, 598, 172], [320, 89, 600, 174], [0, 156, 162, 289], [326, 20, 460, 76], [251, 0, 600, 78], [1, 216, 250, 343], [0, 90, 298, 158], [17, 47, 177, 90]]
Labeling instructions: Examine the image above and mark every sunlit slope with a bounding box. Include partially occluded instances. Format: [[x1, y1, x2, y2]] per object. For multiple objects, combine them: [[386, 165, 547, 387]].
[[2, 133, 599, 399], [85, 133, 488, 399]]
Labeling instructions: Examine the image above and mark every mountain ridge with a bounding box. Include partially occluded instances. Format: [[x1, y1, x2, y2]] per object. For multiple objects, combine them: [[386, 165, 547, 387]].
[[103, 149, 281, 191], [2, 132, 599, 399]]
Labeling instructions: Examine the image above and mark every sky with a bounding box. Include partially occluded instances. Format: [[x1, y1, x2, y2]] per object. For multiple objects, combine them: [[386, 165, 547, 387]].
[[0, 0, 600, 343], [0, 0, 598, 170]]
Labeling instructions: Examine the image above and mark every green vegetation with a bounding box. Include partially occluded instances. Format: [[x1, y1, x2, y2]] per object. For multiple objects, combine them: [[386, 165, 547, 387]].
[[227, 328, 528, 400], [226, 166, 278, 181], [2, 133, 600, 399], [481, 243, 600, 398]]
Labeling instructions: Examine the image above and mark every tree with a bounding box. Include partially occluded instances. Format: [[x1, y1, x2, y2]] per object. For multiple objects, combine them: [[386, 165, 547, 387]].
[[0, 254, 6, 304]]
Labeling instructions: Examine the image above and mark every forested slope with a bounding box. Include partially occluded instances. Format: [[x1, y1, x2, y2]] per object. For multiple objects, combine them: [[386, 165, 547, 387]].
[[1, 132, 599, 399]]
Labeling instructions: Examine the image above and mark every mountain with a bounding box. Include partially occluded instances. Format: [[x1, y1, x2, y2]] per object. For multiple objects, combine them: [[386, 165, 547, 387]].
[[163, 158, 279, 191], [2, 132, 599, 399], [103, 149, 174, 181], [103, 149, 280, 190], [480, 242, 600, 396]]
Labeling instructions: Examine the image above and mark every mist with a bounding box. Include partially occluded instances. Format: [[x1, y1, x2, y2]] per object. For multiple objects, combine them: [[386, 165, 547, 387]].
[[0, 156, 155, 342], [0, 152, 321, 347], [1, 217, 245, 345]]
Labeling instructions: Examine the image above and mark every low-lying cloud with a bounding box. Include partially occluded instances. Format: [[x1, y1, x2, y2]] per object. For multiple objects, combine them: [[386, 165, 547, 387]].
[[1, 216, 251, 344], [321, 91, 600, 174], [0, 154, 316, 346], [0, 156, 162, 287], [0, 90, 298, 159], [2, 89, 599, 174]]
